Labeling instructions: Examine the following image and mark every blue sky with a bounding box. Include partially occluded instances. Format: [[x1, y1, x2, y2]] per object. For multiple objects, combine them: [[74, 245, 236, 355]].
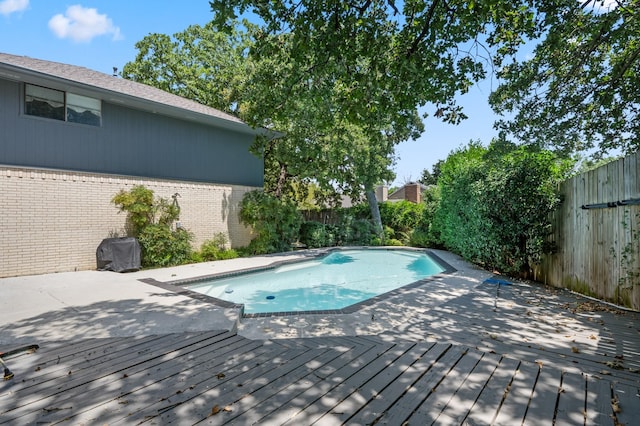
[[0, 0, 502, 186]]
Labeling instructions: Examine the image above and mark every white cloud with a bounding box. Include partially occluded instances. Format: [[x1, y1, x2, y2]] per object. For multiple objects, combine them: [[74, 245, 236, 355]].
[[48, 5, 122, 43], [0, 0, 29, 16]]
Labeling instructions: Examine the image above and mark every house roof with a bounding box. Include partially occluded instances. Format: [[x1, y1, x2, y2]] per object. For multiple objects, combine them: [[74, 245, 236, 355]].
[[0, 52, 258, 135], [388, 182, 429, 199]]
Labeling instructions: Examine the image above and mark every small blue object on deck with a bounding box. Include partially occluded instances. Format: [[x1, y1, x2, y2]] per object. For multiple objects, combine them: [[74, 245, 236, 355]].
[[484, 277, 513, 286], [266, 295, 275, 300]]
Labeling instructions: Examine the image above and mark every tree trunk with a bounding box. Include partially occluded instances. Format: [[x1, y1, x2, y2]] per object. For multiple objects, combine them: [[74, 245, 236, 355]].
[[274, 162, 287, 199], [366, 189, 384, 242]]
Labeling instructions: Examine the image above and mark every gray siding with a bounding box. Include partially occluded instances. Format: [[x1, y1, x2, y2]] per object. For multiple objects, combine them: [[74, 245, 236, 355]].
[[0, 79, 263, 186]]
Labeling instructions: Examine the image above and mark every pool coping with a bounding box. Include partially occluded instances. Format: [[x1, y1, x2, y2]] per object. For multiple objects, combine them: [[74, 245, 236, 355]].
[[139, 247, 457, 318]]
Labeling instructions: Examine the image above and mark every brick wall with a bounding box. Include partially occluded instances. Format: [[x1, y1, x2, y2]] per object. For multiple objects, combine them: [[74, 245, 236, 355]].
[[0, 166, 257, 277]]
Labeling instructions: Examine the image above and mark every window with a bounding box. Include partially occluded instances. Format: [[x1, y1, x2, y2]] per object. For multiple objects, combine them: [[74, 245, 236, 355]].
[[24, 84, 101, 126], [25, 84, 64, 121], [67, 93, 101, 126]]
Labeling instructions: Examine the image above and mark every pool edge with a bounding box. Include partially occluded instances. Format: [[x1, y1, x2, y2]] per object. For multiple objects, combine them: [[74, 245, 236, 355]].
[[138, 247, 457, 319]]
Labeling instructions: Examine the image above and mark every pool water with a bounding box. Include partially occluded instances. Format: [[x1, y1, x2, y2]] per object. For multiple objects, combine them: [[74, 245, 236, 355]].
[[186, 249, 445, 314]]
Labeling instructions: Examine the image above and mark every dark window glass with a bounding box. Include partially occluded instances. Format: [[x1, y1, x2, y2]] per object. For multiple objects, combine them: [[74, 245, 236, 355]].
[[25, 84, 64, 121]]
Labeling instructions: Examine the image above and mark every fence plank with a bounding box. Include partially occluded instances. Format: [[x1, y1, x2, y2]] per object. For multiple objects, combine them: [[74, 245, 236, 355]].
[[539, 151, 640, 310]]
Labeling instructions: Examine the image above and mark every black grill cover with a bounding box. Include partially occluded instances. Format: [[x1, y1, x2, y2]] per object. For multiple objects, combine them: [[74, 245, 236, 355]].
[[96, 237, 141, 272]]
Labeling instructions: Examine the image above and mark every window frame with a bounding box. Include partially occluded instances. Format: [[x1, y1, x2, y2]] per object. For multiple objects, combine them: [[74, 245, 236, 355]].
[[24, 83, 102, 127]]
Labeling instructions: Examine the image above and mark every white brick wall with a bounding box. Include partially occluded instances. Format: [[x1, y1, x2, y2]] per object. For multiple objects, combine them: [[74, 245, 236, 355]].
[[0, 166, 257, 277]]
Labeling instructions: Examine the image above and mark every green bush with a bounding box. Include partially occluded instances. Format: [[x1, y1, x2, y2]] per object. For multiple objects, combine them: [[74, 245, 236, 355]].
[[409, 186, 442, 248], [299, 221, 340, 248], [198, 233, 239, 261], [112, 185, 191, 268], [112, 185, 156, 236], [138, 225, 193, 267], [299, 221, 326, 248], [340, 216, 377, 245], [239, 190, 303, 254], [379, 201, 425, 235], [433, 140, 573, 275]]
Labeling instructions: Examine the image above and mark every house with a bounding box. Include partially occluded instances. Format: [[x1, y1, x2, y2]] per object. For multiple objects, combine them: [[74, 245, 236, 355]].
[[387, 182, 428, 203], [360, 183, 427, 204], [0, 52, 266, 277]]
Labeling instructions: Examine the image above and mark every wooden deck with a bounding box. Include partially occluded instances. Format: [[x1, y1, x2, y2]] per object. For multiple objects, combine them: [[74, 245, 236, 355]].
[[2, 328, 639, 425]]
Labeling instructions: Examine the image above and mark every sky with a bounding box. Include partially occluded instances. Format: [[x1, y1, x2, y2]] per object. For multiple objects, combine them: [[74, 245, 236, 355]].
[[1, 0, 505, 186]]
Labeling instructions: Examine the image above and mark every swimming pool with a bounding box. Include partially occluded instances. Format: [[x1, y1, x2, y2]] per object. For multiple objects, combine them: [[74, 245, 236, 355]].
[[184, 249, 451, 315]]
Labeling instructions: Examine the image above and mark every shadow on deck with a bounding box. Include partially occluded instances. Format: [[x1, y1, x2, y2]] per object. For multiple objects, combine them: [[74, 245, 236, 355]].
[[1, 326, 638, 425]]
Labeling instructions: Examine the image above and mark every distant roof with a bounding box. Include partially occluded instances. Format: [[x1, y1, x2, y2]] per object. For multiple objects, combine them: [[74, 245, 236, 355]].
[[0, 52, 256, 134]]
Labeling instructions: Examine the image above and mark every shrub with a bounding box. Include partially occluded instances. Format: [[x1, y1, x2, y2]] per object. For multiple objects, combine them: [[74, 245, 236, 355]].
[[112, 185, 155, 236], [433, 141, 573, 275], [299, 221, 339, 248], [198, 233, 238, 261], [112, 185, 191, 268], [340, 216, 377, 246], [138, 225, 193, 267], [239, 190, 303, 254], [379, 200, 425, 236], [409, 186, 442, 248], [299, 221, 326, 248]]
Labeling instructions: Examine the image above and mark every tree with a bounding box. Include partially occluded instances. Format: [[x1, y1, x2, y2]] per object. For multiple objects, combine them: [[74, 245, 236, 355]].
[[209, 1, 574, 238], [210, 1, 546, 132], [490, 0, 640, 157], [419, 159, 444, 185], [122, 21, 252, 114]]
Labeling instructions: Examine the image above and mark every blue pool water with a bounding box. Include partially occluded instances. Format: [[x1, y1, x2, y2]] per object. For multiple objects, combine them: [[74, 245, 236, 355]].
[[186, 249, 445, 314]]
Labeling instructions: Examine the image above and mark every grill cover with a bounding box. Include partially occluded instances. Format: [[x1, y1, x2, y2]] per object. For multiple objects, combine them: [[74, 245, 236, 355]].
[[96, 237, 141, 272]]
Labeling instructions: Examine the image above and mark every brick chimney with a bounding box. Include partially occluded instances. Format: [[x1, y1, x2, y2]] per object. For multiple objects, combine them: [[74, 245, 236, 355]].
[[375, 185, 388, 202], [405, 183, 421, 203]]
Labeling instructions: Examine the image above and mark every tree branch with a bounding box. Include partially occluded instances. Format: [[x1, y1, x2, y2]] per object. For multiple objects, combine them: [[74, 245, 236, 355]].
[[386, 0, 399, 15], [407, 0, 441, 57]]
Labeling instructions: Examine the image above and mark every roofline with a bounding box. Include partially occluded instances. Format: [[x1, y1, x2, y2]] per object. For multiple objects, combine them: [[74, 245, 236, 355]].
[[0, 59, 273, 138]]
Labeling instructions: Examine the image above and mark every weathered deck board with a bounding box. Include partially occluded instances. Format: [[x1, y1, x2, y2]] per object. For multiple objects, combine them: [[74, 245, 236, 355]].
[[311, 342, 444, 425], [612, 381, 640, 425], [342, 342, 448, 426], [72, 336, 270, 424], [151, 342, 342, 423], [201, 342, 369, 426], [555, 370, 588, 426], [2, 332, 218, 412], [463, 356, 522, 425], [373, 345, 469, 424], [585, 374, 613, 425], [433, 352, 503, 425], [407, 349, 484, 424], [2, 330, 239, 424], [261, 342, 420, 425], [522, 365, 561, 425], [218, 339, 396, 425], [1, 328, 637, 425], [492, 361, 540, 425], [2, 333, 189, 398]]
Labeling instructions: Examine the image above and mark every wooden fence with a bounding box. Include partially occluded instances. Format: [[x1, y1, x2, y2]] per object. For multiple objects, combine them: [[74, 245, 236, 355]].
[[534, 151, 640, 310]]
